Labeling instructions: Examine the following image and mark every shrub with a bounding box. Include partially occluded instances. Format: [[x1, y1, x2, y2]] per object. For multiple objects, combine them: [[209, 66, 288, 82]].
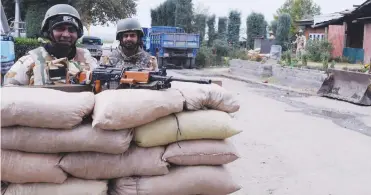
[[282, 50, 292, 66], [301, 53, 308, 66], [14, 38, 43, 61], [321, 52, 330, 70], [305, 39, 333, 62]]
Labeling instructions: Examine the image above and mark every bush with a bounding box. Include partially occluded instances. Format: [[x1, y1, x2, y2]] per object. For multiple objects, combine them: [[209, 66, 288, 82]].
[[14, 38, 43, 60], [282, 50, 292, 66], [321, 52, 330, 70], [301, 53, 308, 66], [305, 39, 333, 62]]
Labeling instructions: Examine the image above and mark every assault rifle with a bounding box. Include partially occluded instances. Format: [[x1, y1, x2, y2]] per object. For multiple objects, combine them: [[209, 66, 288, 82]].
[[77, 65, 212, 93]]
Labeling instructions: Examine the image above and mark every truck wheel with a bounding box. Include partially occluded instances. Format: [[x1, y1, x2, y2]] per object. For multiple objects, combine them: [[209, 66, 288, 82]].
[[185, 58, 192, 69], [158, 57, 164, 68]]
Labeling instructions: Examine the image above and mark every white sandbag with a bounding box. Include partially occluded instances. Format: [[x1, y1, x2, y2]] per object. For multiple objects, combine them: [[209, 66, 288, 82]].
[[1, 87, 94, 129], [92, 89, 185, 130], [163, 140, 239, 165], [134, 110, 241, 147], [171, 81, 240, 113], [3, 178, 108, 195], [110, 166, 241, 195], [59, 145, 169, 180], [1, 149, 67, 184], [1, 123, 132, 154]]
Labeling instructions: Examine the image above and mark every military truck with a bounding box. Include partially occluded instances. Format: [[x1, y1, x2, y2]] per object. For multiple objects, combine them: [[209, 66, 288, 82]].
[[81, 36, 103, 61]]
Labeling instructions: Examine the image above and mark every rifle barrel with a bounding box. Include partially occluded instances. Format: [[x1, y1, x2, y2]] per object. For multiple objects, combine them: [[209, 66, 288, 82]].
[[170, 77, 212, 84]]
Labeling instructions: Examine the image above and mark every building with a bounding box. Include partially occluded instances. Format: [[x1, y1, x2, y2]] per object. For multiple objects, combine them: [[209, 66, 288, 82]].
[[295, 0, 371, 64]]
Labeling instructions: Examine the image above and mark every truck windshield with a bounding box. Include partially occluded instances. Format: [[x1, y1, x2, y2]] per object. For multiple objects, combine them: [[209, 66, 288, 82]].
[[82, 38, 102, 45]]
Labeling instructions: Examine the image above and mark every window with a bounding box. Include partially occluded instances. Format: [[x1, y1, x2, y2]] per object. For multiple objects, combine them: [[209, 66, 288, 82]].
[[309, 33, 325, 41]]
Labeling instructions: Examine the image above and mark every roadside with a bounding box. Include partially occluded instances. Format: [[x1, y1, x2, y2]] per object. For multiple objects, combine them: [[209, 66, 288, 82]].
[[169, 69, 371, 195]]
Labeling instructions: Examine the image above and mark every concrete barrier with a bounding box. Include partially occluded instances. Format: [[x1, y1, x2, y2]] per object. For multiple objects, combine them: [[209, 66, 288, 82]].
[[229, 59, 327, 90]]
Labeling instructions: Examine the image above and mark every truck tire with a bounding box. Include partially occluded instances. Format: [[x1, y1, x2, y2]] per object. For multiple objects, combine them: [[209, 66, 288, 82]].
[[190, 58, 196, 69], [185, 58, 192, 69], [158, 57, 164, 68]]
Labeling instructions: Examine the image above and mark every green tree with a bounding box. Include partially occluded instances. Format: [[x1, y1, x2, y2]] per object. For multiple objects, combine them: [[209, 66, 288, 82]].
[[275, 0, 321, 34], [275, 13, 291, 51], [270, 20, 278, 35], [175, 0, 193, 32], [227, 10, 241, 46], [246, 12, 267, 49], [217, 17, 228, 41], [2, 0, 27, 24], [24, 1, 49, 37], [193, 14, 207, 42], [207, 14, 216, 46], [71, 0, 137, 28]]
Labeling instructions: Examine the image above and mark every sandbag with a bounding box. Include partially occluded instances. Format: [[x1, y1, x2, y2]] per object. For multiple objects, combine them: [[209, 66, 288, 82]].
[[1, 87, 94, 129], [1, 123, 132, 154], [92, 89, 185, 130], [134, 110, 241, 147], [109, 166, 241, 195], [162, 140, 239, 165], [59, 145, 169, 179], [1, 149, 67, 184], [171, 81, 240, 113], [3, 178, 108, 195]]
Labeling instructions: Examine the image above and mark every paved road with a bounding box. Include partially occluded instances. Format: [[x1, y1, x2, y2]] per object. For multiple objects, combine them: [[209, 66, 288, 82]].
[[169, 70, 371, 195]]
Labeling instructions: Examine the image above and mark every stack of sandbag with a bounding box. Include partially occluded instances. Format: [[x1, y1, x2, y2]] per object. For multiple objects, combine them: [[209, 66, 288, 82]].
[[89, 82, 242, 195], [1, 87, 111, 195]]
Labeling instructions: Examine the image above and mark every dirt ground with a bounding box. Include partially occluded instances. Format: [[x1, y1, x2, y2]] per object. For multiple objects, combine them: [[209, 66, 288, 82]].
[[169, 70, 371, 195]]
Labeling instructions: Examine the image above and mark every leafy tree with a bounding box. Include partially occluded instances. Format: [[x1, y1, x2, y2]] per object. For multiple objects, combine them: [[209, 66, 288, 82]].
[[275, 0, 321, 34], [275, 13, 291, 51], [227, 10, 241, 46], [71, 0, 137, 28], [2, 0, 27, 24], [246, 12, 267, 49], [217, 17, 228, 41], [193, 14, 207, 42], [175, 0, 194, 33], [270, 20, 278, 35], [207, 14, 216, 46]]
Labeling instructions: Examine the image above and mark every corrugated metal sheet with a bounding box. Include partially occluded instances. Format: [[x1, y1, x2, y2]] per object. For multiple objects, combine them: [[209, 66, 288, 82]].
[[364, 23, 371, 64], [328, 25, 345, 58]]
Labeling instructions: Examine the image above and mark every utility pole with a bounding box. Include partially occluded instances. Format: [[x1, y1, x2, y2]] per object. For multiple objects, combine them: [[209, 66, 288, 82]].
[[14, 0, 20, 37]]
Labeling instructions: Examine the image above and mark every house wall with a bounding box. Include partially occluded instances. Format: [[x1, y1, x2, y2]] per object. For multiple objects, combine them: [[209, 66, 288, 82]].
[[328, 25, 346, 58], [304, 27, 326, 40], [364, 22, 371, 64]]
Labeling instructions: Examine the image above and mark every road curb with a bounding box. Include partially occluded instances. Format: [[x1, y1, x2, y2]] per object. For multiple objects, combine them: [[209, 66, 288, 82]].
[[173, 70, 317, 96]]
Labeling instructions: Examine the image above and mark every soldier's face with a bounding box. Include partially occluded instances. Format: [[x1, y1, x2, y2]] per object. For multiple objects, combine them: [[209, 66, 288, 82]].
[[122, 32, 138, 49], [52, 24, 78, 46]]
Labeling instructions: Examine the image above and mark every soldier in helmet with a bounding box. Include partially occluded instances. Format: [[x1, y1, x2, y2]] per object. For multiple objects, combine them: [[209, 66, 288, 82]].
[[4, 4, 98, 86], [110, 18, 157, 70]]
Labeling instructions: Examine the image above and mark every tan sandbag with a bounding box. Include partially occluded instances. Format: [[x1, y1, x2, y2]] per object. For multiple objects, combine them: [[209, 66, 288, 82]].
[[1, 149, 67, 184], [3, 177, 108, 195], [92, 89, 185, 130], [59, 145, 169, 179], [171, 81, 240, 113], [1, 87, 94, 129], [134, 110, 241, 147], [162, 140, 240, 165], [110, 166, 241, 195], [1, 124, 132, 154]]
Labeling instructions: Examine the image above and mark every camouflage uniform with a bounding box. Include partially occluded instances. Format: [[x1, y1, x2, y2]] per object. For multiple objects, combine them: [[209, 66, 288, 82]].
[[3, 4, 97, 86], [109, 46, 151, 69], [4, 47, 98, 85]]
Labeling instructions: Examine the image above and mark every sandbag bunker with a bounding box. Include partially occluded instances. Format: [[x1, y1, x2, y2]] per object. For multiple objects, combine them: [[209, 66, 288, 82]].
[[1, 81, 242, 195]]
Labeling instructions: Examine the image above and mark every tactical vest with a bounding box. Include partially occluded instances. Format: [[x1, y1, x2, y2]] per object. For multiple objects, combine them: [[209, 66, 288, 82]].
[[28, 47, 91, 85]]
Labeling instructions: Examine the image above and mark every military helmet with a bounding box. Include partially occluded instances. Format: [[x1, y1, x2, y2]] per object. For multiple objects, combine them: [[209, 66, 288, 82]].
[[116, 18, 144, 40], [41, 4, 84, 38]]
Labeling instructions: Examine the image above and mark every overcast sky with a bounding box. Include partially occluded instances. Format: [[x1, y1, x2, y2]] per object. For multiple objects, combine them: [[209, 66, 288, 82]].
[[88, 0, 366, 41]]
